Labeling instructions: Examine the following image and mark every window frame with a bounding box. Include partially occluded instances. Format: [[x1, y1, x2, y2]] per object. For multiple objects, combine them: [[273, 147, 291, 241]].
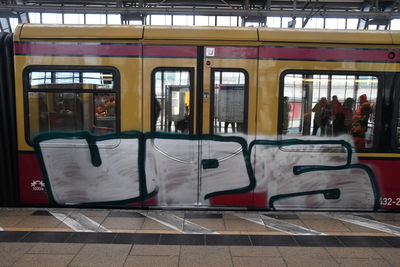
[[210, 68, 249, 134], [23, 65, 121, 146], [278, 69, 384, 152], [391, 73, 400, 152], [150, 67, 195, 134]]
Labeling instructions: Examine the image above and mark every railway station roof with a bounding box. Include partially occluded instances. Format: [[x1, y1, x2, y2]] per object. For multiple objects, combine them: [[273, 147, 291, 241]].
[[1, 1, 400, 32]]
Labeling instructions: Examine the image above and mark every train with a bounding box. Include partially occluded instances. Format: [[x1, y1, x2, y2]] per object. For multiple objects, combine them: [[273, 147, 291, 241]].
[[0, 23, 399, 211]]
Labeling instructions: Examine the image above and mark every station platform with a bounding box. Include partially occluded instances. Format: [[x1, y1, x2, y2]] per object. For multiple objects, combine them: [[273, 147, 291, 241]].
[[0, 208, 399, 266]]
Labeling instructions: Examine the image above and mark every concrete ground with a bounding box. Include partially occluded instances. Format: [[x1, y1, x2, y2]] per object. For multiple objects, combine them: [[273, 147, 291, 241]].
[[0, 208, 399, 266]]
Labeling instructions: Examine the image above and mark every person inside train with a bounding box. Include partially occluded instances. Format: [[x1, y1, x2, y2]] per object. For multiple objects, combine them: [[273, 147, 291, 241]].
[[312, 97, 330, 136], [95, 105, 106, 117], [320, 100, 332, 136], [105, 96, 116, 116], [342, 97, 355, 133], [176, 104, 190, 133], [354, 94, 372, 131], [352, 94, 372, 148], [282, 96, 291, 134], [153, 99, 161, 131], [224, 122, 235, 133], [333, 112, 346, 136], [331, 95, 342, 119], [331, 95, 346, 136]]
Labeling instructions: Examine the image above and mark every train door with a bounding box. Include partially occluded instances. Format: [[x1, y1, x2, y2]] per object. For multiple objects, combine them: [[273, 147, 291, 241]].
[[144, 45, 257, 207], [199, 46, 258, 206], [143, 45, 199, 207]]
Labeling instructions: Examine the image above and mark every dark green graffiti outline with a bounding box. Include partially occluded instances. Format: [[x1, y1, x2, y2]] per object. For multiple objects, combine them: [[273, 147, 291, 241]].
[[249, 139, 380, 211], [33, 130, 158, 206], [33, 131, 256, 206], [202, 159, 219, 169], [249, 139, 353, 166], [269, 188, 341, 209], [143, 132, 256, 200], [33, 131, 379, 209]]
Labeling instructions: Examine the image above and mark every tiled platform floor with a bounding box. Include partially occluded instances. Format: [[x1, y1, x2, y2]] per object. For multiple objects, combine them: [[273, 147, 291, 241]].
[[1, 243, 400, 267], [0, 208, 399, 266]]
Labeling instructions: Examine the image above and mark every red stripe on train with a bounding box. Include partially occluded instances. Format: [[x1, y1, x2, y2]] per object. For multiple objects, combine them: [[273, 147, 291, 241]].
[[14, 43, 198, 57], [359, 158, 400, 210], [14, 42, 399, 61], [143, 45, 197, 57], [259, 47, 397, 61], [14, 42, 141, 56], [205, 46, 258, 58]]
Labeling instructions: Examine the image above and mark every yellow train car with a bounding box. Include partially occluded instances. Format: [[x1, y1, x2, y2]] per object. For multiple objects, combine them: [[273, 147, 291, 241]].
[[4, 24, 400, 210]]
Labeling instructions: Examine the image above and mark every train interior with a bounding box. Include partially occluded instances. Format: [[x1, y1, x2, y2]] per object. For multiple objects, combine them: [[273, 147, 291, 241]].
[[282, 73, 378, 149], [27, 70, 117, 137]]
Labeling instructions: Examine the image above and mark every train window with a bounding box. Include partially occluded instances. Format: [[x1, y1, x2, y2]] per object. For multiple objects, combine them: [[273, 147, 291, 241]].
[[30, 71, 114, 90], [152, 69, 193, 133], [26, 69, 118, 140], [212, 70, 247, 134], [281, 73, 378, 149]]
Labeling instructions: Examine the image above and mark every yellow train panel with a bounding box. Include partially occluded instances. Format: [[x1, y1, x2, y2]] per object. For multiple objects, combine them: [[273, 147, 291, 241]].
[[143, 26, 258, 41], [259, 28, 393, 44], [17, 24, 143, 40]]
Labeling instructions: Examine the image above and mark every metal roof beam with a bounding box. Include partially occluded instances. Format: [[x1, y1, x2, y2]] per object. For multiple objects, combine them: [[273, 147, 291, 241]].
[[18, 12, 30, 23], [0, 17, 11, 32], [15, 0, 371, 9], [0, 5, 398, 19]]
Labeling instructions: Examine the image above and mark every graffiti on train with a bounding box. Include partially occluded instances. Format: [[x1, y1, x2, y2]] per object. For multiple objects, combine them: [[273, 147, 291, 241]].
[[33, 131, 379, 210]]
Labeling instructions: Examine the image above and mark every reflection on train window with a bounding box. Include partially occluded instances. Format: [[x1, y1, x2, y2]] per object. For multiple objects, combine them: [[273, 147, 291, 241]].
[[212, 70, 246, 134], [27, 69, 117, 139], [152, 69, 192, 133], [282, 73, 378, 149], [30, 71, 114, 90]]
